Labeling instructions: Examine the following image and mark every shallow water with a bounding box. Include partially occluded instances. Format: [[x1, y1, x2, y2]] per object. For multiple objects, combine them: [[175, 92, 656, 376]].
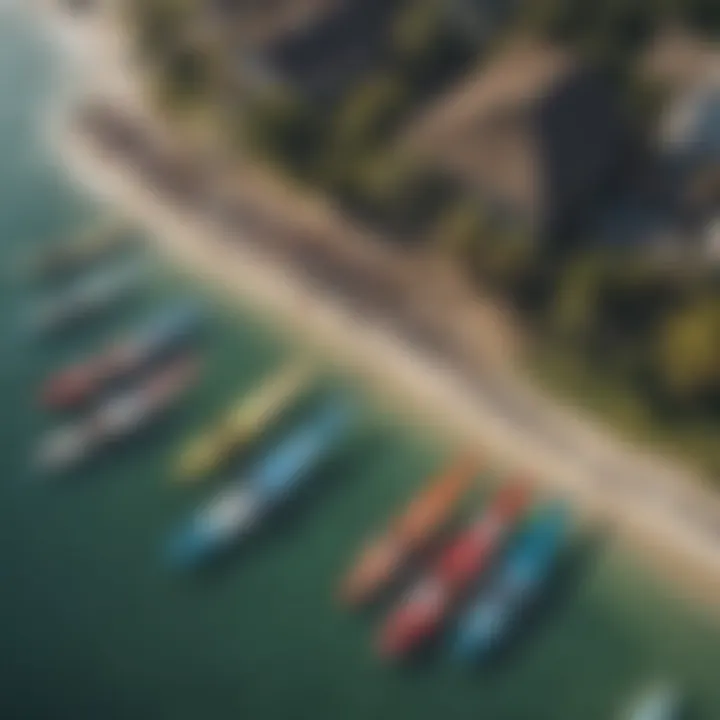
[[0, 7, 719, 720]]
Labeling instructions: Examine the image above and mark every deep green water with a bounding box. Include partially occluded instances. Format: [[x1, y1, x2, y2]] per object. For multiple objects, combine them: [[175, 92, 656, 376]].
[[0, 7, 719, 720]]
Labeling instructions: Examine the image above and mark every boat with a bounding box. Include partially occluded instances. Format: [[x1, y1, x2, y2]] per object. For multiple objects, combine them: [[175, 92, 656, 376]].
[[29, 217, 132, 282], [339, 455, 478, 606], [28, 260, 146, 336], [34, 355, 199, 474], [622, 683, 684, 720], [176, 362, 313, 481], [453, 502, 568, 661], [40, 302, 203, 409], [165, 399, 354, 569], [377, 483, 530, 659]]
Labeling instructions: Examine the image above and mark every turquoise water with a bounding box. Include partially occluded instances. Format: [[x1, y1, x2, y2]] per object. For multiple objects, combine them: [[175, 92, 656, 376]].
[[1, 8, 719, 720]]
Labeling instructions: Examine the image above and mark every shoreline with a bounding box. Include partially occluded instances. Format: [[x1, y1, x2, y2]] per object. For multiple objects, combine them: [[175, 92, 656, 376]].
[[35, 1, 720, 611]]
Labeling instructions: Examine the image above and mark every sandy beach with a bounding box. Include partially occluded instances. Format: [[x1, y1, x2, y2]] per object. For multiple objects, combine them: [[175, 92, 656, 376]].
[[36, 0, 720, 610]]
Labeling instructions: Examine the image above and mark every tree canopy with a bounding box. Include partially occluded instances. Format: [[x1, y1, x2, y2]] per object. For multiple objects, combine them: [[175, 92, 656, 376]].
[[656, 295, 720, 403]]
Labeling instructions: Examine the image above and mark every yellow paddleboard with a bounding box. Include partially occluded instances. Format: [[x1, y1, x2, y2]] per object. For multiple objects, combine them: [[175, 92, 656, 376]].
[[176, 361, 313, 481]]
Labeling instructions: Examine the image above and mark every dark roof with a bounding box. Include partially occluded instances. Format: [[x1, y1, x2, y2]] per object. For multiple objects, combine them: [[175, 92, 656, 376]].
[[263, 0, 398, 100], [535, 67, 629, 231]]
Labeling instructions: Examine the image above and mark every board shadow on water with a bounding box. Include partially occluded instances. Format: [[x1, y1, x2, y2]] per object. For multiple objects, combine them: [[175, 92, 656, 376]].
[[483, 526, 609, 670]]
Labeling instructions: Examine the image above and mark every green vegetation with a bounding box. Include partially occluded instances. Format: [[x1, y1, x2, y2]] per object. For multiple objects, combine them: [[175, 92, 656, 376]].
[[530, 248, 720, 480], [531, 341, 720, 479], [518, 0, 720, 59], [391, 0, 470, 91], [242, 91, 325, 178], [433, 200, 489, 256], [235, 0, 473, 230], [656, 295, 720, 405], [333, 76, 409, 150], [551, 253, 607, 342], [124, 0, 194, 62]]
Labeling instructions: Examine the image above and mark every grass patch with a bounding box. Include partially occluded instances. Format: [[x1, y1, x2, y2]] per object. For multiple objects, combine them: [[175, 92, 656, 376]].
[[528, 344, 720, 483]]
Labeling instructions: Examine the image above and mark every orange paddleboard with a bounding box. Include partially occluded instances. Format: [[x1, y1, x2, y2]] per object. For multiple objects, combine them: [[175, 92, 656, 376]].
[[339, 454, 478, 606]]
